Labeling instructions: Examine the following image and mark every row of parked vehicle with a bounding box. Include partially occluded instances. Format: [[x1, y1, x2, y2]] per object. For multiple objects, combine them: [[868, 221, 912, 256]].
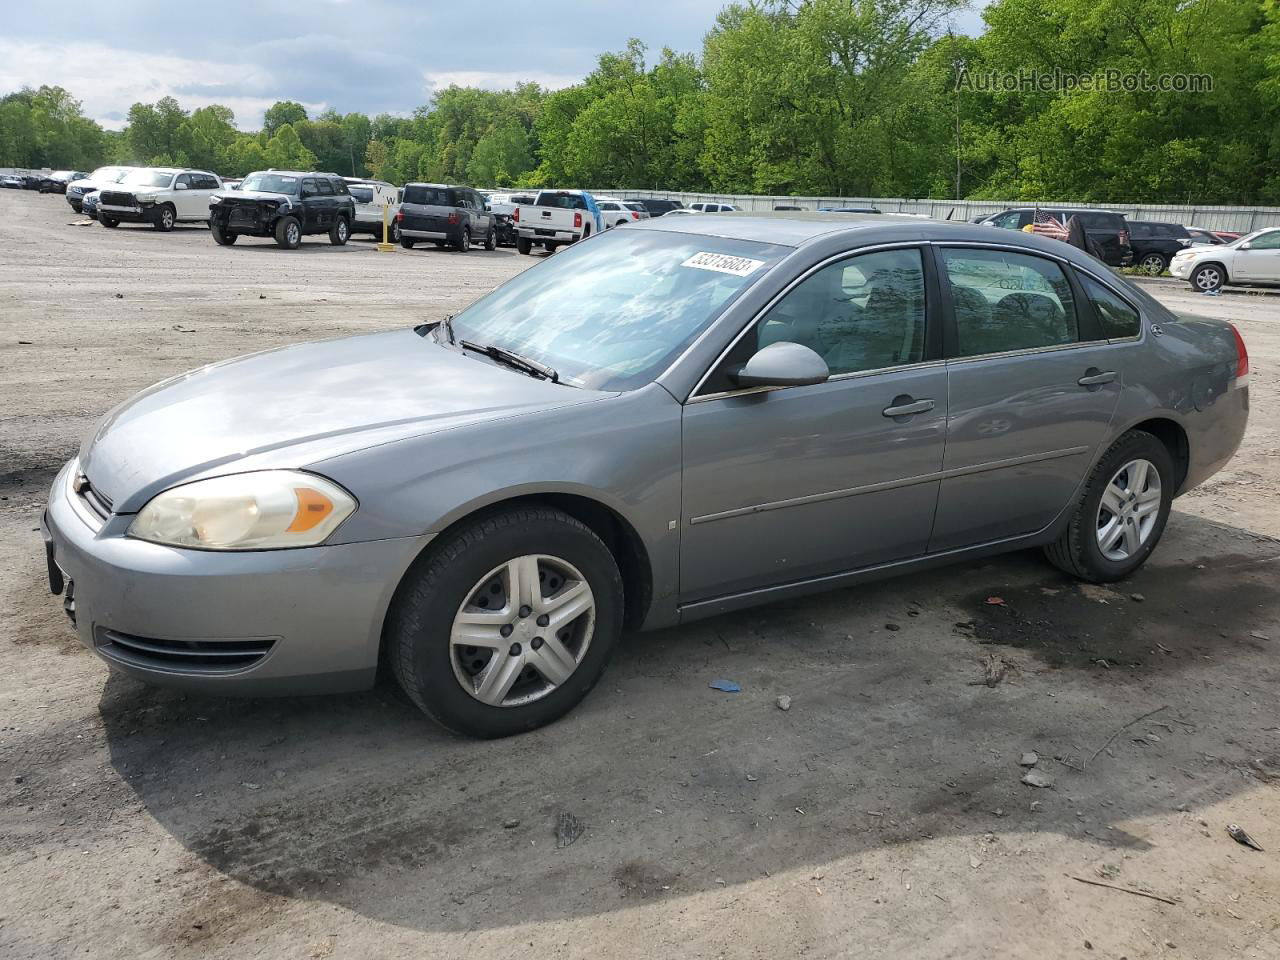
[[2, 169, 91, 193]]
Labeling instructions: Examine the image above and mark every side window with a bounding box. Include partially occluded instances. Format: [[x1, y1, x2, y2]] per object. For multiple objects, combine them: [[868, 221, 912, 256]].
[[1247, 230, 1280, 250], [753, 248, 926, 377], [315, 177, 334, 196], [941, 248, 1079, 357], [301, 178, 319, 198], [330, 178, 348, 195], [989, 211, 1022, 230], [175, 173, 192, 188], [1080, 275, 1141, 339]]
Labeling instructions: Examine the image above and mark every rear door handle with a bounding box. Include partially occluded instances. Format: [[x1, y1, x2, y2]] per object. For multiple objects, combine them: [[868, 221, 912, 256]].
[[1078, 369, 1117, 387], [882, 397, 935, 418]]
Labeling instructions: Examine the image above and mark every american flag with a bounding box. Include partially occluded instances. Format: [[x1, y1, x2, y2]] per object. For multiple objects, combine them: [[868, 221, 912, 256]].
[[1030, 209, 1069, 241]]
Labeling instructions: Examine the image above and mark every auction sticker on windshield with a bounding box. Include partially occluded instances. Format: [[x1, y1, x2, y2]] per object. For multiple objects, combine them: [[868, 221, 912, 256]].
[[681, 252, 766, 277]]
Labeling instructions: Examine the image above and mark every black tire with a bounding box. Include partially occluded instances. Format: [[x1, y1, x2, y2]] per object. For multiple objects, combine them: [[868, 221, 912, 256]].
[[1190, 262, 1225, 292], [389, 220, 401, 243], [400, 235, 416, 249], [1044, 429, 1175, 583], [153, 204, 176, 232], [516, 237, 532, 255], [544, 242, 558, 253], [484, 227, 496, 251], [210, 220, 238, 245], [69, 202, 82, 214], [456, 226, 471, 252], [328, 215, 349, 246], [100, 217, 118, 228], [388, 507, 624, 738], [1139, 252, 1168, 275], [274, 216, 302, 249]]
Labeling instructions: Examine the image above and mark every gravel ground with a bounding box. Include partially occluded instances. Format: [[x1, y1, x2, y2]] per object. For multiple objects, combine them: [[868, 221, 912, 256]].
[[2, 189, 1278, 960]]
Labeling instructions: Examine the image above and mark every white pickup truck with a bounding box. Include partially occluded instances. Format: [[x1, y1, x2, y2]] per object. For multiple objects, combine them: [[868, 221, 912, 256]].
[[513, 189, 604, 255]]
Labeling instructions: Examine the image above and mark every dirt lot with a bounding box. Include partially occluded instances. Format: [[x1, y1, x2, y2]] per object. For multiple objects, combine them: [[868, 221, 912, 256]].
[[1, 189, 1277, 960]]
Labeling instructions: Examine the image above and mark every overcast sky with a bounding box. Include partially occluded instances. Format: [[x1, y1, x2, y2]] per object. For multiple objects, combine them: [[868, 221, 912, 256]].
[[2, 1, 988, 131]]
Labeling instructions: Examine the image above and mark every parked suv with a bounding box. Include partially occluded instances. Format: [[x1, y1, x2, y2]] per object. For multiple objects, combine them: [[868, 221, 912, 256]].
[[343, 177, 401, 242], [397, 183, 495, 251], [632, 197, 685, 217], [689, 201, 740, 213], [984, 207, 1133, 267], [1127, 220, 1193, 274], [98, 168, 223, 230], [208, 171, 356, 249]]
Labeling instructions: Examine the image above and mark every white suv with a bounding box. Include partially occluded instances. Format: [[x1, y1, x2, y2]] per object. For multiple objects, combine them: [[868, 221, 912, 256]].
[[343, 178, 402, 241], [97, 168, 224, 231], [1169, 228, 1280, 292]]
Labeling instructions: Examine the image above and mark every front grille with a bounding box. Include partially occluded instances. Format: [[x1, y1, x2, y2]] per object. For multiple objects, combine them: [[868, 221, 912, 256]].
[[99, 191, 135, 206], [228, 207, 258, 225], [96, 627, 276, 674]]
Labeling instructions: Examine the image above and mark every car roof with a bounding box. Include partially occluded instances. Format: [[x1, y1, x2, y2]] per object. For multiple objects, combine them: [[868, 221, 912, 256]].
[[626, 211, 1121, 260]]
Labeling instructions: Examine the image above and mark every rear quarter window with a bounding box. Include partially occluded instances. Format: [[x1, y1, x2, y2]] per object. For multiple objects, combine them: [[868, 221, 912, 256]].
[[1080, 275, 1141, 339]]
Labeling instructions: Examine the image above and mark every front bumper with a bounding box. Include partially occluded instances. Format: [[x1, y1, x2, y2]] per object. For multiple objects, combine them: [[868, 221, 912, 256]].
[[43, 460, 431, 696], [99, 203, 158, 224], [1169, 258, 1194, 279]]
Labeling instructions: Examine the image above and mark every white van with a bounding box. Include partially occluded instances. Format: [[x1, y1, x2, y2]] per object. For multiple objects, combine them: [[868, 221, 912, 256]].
[[343, 178, 402, 241]]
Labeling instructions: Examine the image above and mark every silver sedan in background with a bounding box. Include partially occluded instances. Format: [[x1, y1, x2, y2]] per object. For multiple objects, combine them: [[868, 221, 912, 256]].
[[43, 215, 1249, 737]]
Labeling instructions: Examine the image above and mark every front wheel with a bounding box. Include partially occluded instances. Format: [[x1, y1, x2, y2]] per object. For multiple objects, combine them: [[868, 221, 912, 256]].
[[1139, 252, 1168, 275], [210, 220, 238, 245], [1190, 263, 1225, 292], [516, 237, 532, 255], [1044, 430, 1174, 582], [274, 216, 302, 249], [329, 216, 349, 246], [388, 507, 624, 738], [153, 204, 176, 232]]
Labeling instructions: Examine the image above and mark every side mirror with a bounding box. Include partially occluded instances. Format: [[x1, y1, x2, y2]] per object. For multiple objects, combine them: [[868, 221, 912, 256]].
[[1239, 242, 1252, 250], [174, 182, 188, 190], [733, 341, 830, 389]]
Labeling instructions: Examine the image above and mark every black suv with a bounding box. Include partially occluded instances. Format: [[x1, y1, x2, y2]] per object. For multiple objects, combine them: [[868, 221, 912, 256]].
[[984, 207, 1133, 267], [208, 170, 356, 249], [1127, 221, 1193, 274], [633, 197, 685, 217]]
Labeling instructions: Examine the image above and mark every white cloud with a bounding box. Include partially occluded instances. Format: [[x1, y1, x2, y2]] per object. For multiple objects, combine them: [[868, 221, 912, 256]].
[[0, 40, 326, 130], [423, 70, 582, 95]]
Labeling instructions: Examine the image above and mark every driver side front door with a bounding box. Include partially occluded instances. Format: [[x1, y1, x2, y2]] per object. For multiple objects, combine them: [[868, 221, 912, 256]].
[[679, 245, 947, 606]]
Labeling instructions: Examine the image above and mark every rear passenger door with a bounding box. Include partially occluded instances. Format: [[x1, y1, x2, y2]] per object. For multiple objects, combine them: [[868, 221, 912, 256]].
[[929, 245, 1123, 551]]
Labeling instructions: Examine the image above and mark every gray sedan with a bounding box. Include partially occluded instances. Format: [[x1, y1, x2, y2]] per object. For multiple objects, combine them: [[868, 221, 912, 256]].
[[42, 215, 1250, 737]]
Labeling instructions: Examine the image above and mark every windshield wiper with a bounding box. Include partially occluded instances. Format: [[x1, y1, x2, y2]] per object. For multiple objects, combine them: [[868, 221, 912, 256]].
[[460, 339, 559, 383]]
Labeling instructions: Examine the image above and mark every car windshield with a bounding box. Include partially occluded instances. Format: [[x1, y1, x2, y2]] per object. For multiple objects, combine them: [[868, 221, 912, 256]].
[[1229, 229, 1275, 248], [122, 170, 174, 188], [448, 229, 789, 390], [240, 173, 301, 195]]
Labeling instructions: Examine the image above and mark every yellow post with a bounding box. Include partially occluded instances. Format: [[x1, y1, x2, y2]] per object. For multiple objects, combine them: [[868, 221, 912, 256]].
[[377, 200, 395, 252]]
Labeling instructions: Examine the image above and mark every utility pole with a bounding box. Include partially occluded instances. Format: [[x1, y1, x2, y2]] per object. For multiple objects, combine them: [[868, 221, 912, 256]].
[[953, 45, 965, 201]]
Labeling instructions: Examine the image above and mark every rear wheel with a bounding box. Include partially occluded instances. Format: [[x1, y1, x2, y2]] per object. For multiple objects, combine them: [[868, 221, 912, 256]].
[[100, 217, 118, 228], [210, 220, 238, 245], [153, 204, 176, 232], [328, 216, 349, 246], [1190, 263, 1225, 292], [1044, 430, 1174, 582], [274, 216, 302, 249], [516, 237, 532, 255], [457, 226, 471, 252], [389, 220, 401, 243], [544, 242, 558, 253], [400, 235, 416, 249], [388, 507, 624, 738], [484, 227, 496, 251]]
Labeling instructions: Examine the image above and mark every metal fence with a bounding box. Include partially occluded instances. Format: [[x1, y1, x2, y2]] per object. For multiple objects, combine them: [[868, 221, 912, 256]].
[[599, 189, 1280, 232]]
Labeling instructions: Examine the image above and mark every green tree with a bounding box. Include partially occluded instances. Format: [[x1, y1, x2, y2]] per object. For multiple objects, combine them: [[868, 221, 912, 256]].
[[262, 100, 309, 137], [263, 123, 317, 169], [467, 121, 533, 185]]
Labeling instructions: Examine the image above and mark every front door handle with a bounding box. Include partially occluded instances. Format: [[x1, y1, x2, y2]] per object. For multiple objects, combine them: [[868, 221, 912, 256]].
[[1078, 369, 1117, 388], [882, 396, 935, 418]]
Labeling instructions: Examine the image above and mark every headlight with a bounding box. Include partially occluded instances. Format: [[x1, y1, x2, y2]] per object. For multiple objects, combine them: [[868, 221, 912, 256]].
[[128, 470, 356, 550], [135, 194, 156, 203]]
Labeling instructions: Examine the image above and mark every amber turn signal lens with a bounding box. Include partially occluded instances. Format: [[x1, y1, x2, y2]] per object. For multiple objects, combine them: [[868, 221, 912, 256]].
[[287, 488, 335, 532]]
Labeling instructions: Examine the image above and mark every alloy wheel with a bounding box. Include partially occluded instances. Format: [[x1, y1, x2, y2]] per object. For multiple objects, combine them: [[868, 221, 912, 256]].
[[1194, 267, 1221, 291], [1095, 458, 1161, 561], [449, 554, 595, 707]]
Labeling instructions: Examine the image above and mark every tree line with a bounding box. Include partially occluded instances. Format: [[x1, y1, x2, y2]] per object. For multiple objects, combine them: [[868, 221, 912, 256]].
[[3, 0, 1279, 204]]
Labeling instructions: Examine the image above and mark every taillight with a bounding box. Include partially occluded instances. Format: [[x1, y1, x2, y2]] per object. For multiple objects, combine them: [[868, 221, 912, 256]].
[[1230, 323, 1249, 385], [631, 211, 640, 220], [447, 211, 459, 225], [573, 211, 582, 229], [1120, 230, 1130, 246], [513, 207, 519, 222], [395, 210, 404, 222]]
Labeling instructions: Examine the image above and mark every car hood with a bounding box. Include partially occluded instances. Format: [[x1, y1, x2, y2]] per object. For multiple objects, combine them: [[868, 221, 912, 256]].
[[80, 329, 609, 513], [215, 189, 295, 203]]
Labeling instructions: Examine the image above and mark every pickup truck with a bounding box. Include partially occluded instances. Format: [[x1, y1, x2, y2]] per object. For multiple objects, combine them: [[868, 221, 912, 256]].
[[513, 190, 603, 255]]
